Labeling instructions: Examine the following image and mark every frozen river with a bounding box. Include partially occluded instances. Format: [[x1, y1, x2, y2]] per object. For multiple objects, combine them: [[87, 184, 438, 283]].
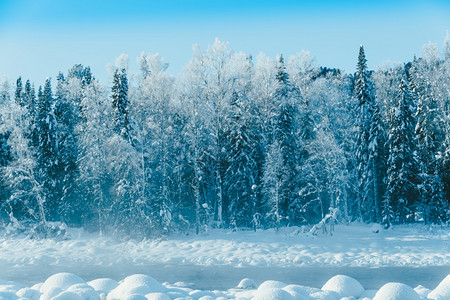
[[3, 264, 449, 290]]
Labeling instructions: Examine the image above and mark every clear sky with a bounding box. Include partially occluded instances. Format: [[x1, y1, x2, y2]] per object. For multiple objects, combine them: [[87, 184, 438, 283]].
[[0, 0, 449, 85]]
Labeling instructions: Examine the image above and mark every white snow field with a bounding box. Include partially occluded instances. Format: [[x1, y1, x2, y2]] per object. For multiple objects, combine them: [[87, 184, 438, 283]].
[[0, 223, 449, 299]]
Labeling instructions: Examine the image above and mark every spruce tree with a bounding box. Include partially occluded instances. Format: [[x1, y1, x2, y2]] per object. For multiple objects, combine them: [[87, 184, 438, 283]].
[[270, 55, 301, 225], [225, 92, 258, 228], [24, 80, 36, 119], [35, 78, 58, 221], [385, 79, 418, 224], [412, 60, 448, 224], [355, 45, 383, 223], [112, 68, 130, 139], [53, 72, 79, 224], [14, 77, 24, 107]]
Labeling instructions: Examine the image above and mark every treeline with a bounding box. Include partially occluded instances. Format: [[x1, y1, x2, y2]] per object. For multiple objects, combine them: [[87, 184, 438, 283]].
[[0, 38, 449, 237]]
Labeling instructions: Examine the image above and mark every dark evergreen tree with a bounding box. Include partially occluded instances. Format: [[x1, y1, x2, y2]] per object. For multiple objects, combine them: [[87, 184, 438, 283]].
[[270, 55, 301, 225], [385, 79, 419, 224], [24, 80, 36, 119], [0, 127, 12, 214], [53, 73, 80, 224], [14, 77, 24, 107], [35, 78, 59, 221], [412, 60, 448, 224], [355, 45, 383, 223], [112, 68, 130, 139], [293, 88, 317, 224]]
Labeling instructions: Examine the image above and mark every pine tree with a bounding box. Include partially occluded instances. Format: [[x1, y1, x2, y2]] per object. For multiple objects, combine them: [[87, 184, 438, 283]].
[[24, 80, 36, 119], [385, 79, 419, 224], [270, 55, 301, 225], [0, 94, 13, 212], [355, 45, 383, 223], [412, 58, 448, 224], [53, 72, 79, 224], [225, 92, 258, 228], [112, 68, 130, 139], [35, 78, 58, 221], [14, 77, 24, 107]]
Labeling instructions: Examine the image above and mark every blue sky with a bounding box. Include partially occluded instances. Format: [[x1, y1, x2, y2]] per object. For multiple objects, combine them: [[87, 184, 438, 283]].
[[0, 0, 449, 85]]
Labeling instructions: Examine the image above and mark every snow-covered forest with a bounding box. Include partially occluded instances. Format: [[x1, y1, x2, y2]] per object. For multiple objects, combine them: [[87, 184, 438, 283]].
[[0, 38, 449, 237]]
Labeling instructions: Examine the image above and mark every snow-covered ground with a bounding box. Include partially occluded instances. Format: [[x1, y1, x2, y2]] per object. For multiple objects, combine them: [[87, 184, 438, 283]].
[[0, 223, 449, 299], [0, 271, 449, 299]]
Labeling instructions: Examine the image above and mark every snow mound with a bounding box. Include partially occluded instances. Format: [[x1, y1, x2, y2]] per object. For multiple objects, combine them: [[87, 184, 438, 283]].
[[107, 274, 166, 300], [51, 290, 85, 300], [88, 278, 119, 293], [428, 274, 450, 300], [16, 287, 41, 299], [309, 290, 339, 299], [189, 289, 216, 298], [373, 282, 420, 300], [40, 272, 85, 294], [359, 289, 377, 298], [122, 294, 147, 300], [257, 280, 287, 290], [0, 270, 449, 300], [414, 284, 431, 298], [237, 278, 256, 289], [282, 284, 319, 298], [321, 274, 364, 298], [145, 292, 171, 300], [66, 283, 99, 299], [197, 296, 215, 300], [253, 287, 294, 300], [40, 287, 63, 300]]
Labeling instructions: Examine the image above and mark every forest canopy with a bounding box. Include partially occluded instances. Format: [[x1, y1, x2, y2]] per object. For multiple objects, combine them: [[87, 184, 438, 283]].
[[0, 38, 449, 237]]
